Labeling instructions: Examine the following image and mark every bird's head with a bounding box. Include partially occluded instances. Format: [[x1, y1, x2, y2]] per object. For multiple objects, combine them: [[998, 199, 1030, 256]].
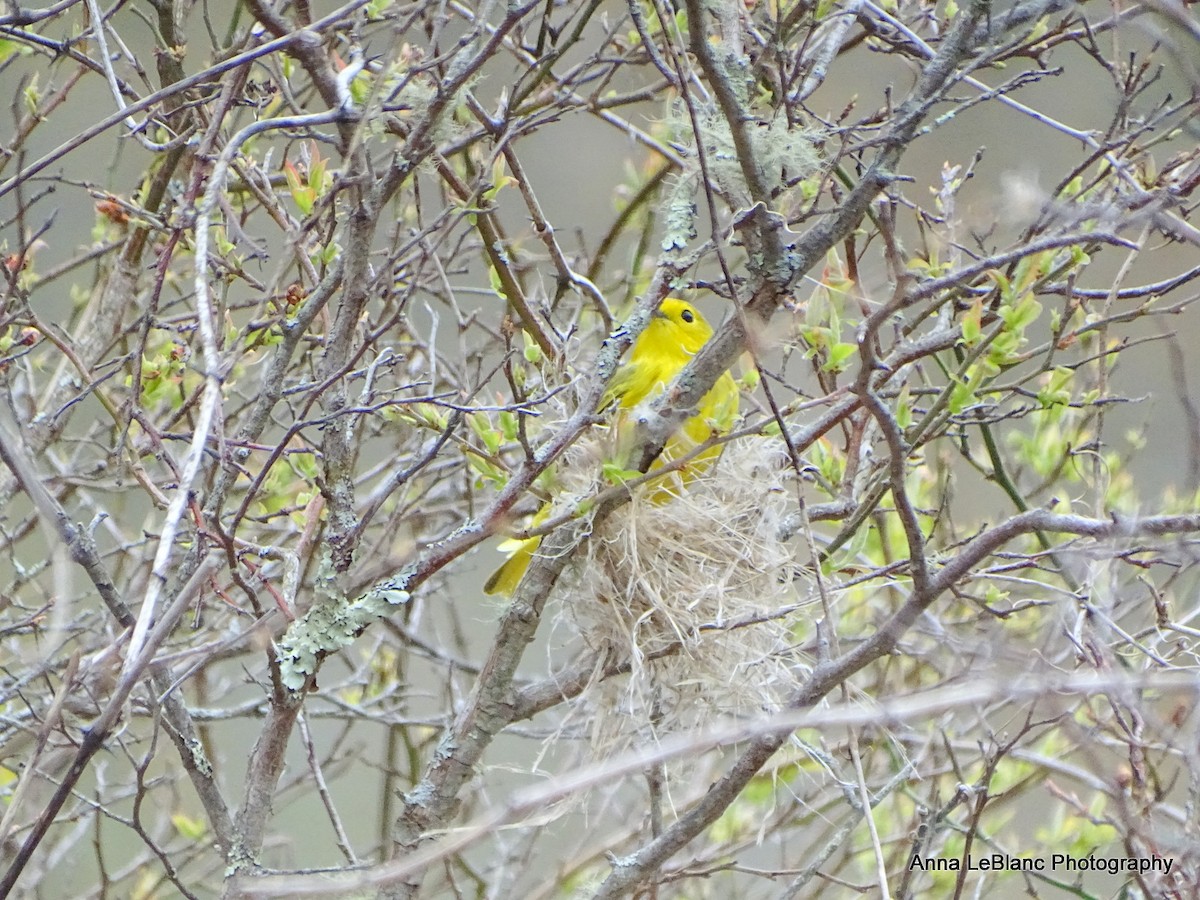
[[647, 298, 716, 358]]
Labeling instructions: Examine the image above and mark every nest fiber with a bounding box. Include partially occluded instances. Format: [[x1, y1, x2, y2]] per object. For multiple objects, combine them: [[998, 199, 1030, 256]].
[[557, 437, 815, 742]]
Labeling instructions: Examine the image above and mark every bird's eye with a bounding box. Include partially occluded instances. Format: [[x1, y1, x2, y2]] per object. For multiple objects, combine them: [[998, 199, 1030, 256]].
[[681, 309, 695, 323]]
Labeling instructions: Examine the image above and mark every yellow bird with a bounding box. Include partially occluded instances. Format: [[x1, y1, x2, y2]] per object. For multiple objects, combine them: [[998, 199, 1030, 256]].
[[483, 298, 739, 596]]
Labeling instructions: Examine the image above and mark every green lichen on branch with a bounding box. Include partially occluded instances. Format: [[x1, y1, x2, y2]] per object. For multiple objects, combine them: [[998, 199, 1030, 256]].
[[276, 556, 411, 691]]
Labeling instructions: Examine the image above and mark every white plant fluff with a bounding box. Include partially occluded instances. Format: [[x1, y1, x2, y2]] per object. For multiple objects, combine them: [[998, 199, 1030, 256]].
[[552, 435, 817, 745]]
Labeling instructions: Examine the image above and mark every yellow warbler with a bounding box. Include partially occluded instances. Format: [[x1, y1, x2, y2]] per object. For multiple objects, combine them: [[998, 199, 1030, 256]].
[[483, 298, 738, 596]]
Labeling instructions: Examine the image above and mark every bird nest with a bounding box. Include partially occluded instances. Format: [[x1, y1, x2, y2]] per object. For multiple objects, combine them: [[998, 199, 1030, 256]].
[[551, 436, 817, 747]]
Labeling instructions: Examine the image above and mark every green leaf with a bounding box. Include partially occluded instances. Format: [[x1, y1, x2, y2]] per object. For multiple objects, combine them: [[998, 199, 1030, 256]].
[[284, 162, 314, 215], [522, 329, 541, 363], [466, 452, 506, 485], [895, 384, 912, 430], [602, 463, 642, 485], [985, 268, 1012, 299], [482, 156, 517, 203], [961, 298, 982, 345], [498, 410, 518, 441], [172, 813, 207, 841], [822, 342, 856, 373], [22, 74, 40, 116], [1036, 367, 1073, 408], [1001, 294, 1042, 332], [481, 426, 501, 455], [488, 265, 507, 301], [349, 70, 372, 106], [948, 377, 975, 414], [309, 154, 328, 195]]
